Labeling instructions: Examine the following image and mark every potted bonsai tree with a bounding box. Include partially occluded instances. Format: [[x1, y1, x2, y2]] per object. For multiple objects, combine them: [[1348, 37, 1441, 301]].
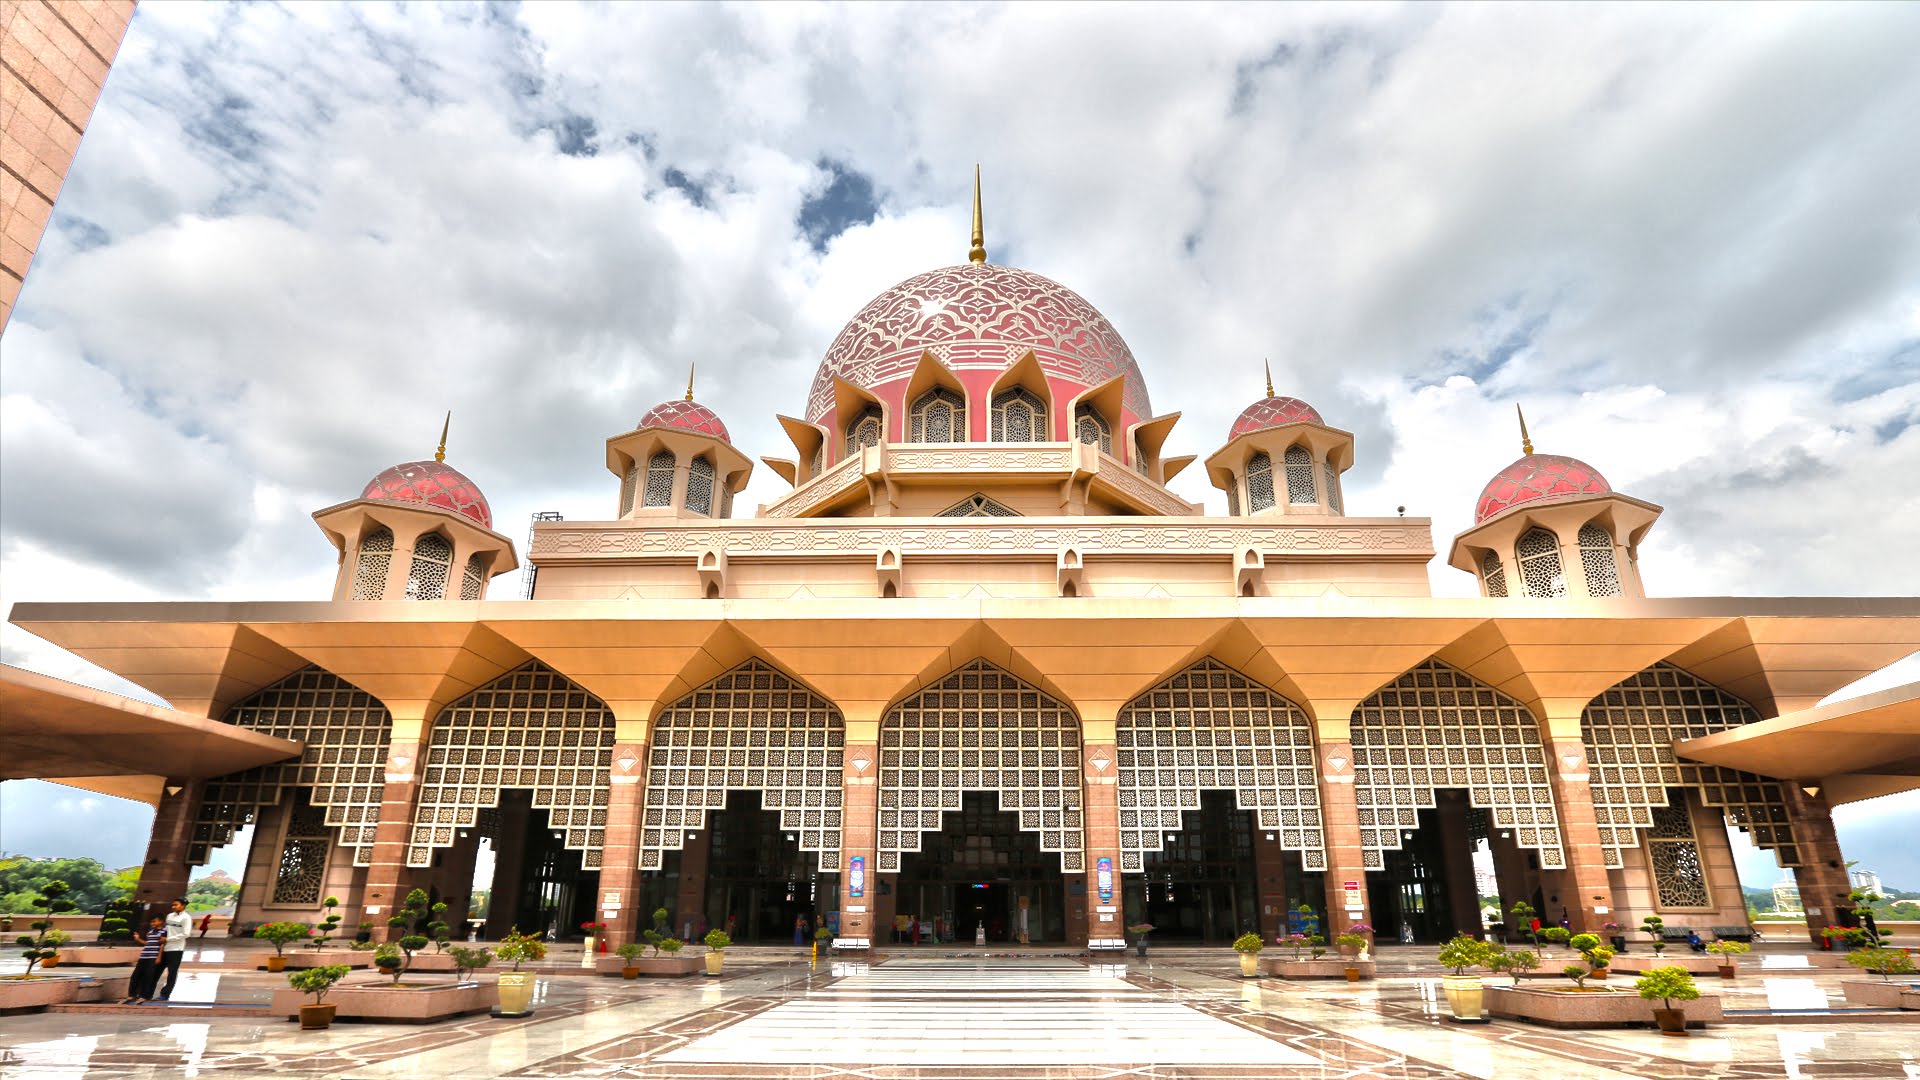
[[614, 941, 645, 979], [309, 897, 343, 951], [98, 896, 137, 947], [1706, 938, 1749, 979], [703, 929, 732, 976], [1345, 922, 1375, 962], [1334, 931, 1369, 981], [354, 921, 374, 945], [1635, 965, 1701, 1036], [1437, 934, 1496, 1021], [427, 902, 452, 954], [1508, 901, 1541, 953], [1232, 932, 1264, 977], [11, 879, 76, 975], [494, 927, 545, 1016], [373, 942, 403, 982], [1540, 926, 1570, 957], [255, 921, 312, 973], [1126, 923, 1155, 959], [384, 889, 433, 980], [1486, 947, 1538, 985], [1569, 933, 1614, 981], [287, 964, 351, 1030], [450, 944, 492, 983], [1641, 915, 1667, 956]]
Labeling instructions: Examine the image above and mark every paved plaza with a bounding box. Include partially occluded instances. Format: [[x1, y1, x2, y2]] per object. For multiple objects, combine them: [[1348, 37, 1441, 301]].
[[2, 943, 1915, 1079]]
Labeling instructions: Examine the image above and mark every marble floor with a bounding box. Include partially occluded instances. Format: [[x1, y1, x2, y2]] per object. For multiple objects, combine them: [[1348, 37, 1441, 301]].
[[1, 948, 1915, 1079]]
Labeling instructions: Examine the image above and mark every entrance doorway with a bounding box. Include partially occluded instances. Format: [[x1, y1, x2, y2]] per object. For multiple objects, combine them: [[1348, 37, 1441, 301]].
[[1366, 792, 1488, 943], [1122, 790, 1261, 942], [481, 790, 598, 940], [894, 792, 1066, 944], [702, 789, 837, 944]]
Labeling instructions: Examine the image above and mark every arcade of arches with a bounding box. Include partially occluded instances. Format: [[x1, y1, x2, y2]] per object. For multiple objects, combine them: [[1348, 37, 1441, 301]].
[[182, 654, 1830, 949]]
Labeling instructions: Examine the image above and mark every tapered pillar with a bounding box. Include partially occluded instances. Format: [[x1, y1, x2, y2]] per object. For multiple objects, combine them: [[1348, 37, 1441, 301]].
[[364, 736, 425, 941], [1315, 733, 1373, 944], [1079, 739, 1121, 948], [836, 740, 879, 948], [599, 740, 647, 945], [1543, 734, 1617, 932], [135, 778, 204, 923], [1784, 785, 1853, 946], [1434, 792, 1483, 937]]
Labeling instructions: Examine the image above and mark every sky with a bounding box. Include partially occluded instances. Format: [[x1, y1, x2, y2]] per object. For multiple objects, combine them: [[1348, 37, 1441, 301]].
[[1, 3, 1917, 888]]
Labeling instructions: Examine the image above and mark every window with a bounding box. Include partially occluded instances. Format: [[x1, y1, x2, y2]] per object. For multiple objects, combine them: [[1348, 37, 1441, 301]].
[[1284, 445, 1317, 505], [686, 456, 715, 515], [1647, 797, 1711, 908], [1579, 522, 1621, 597], [272, 799, 332, 905], [1516, 527, 1566, 598], [1323, 461, 1341, 513], [619, 462, 638, 516], [991, 388, 1046, 442], [352, 526, 393, 599], [643, 449, 676, 507], [1246, 452, 1276, 511], [1073, 402, 1111, 454], [938, 493, 1021, 517], [1481, 550, 1508, 598], [406, 532, 453, 600], [909, 388, 965, 443], [845, 404, 882, 456], [460, 553, 486, 600]]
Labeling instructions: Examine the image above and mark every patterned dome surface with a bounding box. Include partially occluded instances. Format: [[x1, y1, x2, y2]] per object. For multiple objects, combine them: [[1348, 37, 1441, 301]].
[[807, 263, 1151, 424], [1475, 454, 1612, 524], [637, 398, 732, 444], [1229, 396, 1324, 439], [360, 460, 492, 529]]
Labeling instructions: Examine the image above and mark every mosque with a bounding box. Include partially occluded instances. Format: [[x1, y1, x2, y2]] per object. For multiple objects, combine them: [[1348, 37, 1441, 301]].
[[6, 177, 1916, 951]]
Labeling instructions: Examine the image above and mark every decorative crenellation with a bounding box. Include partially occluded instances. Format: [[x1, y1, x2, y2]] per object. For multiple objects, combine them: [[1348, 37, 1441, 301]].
[[1115, 660, 1325, 873], [764, 452, 865, 517]]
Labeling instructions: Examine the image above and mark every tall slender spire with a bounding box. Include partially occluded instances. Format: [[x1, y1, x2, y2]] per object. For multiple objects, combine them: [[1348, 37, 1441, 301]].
[[686, 363, 696, 402], [1516, 404, 1534, 456], [1264, 359, 1274, 398], [434, 411, 450, 463], [968, 164, 986, 265]]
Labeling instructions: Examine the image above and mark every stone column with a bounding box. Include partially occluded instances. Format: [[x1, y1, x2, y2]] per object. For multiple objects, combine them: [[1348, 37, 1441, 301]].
[[1542, 733, 1617, 933], [363, 735, 425, 941], [483, 796, 530, 940], [135, 778, 205, 923], [836, 738, 879, 950], [1784, 785, 1853, 946], [1079, 738, 1120, 948], [1434, 792, 1483, 937], [1315, 732, 1373, 944], [1250, 829, 1291, 941], [598, 739, 648, 946]]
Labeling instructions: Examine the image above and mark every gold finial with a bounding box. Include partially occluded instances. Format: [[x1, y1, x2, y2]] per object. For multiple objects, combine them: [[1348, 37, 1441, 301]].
[[685, 363, 696, 402], [968, 164, 986, 264], [434, 411, 450, 463], [1264, 358, 1274, 398], [1516, 404, 1534, 456]]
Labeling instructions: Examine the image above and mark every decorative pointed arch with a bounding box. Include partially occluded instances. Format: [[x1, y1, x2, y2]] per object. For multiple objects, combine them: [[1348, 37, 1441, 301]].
[[878, 659, 1083, 873], [937, 492, 1020, 518], [640, 659, 845, 872], [1581, 663, 1799, 867], [1115, 659, 1324, 873], [1351, 659, 1564, 871], [191, 667, 390, 866], [406, 661, 614, 867], [352, 526, 394, 599]]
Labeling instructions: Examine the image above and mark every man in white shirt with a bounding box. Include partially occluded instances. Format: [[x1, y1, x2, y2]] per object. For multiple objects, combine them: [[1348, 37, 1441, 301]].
[[158, 898, 191, 1000]]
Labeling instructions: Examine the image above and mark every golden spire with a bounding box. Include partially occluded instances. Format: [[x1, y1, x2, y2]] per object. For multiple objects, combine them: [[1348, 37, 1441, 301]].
[[968, 164, 986, 265], [434, 411, 450, 463], [1516, 404, 1534, 456], [685, 363, 696, 402], [1264, 358, 1274, 398]]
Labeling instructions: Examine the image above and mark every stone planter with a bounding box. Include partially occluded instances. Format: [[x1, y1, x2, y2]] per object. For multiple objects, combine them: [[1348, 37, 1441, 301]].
[[496, 972, 534, 1016], [1841, 980, 1920, 1008], [1263, 957, 1374, 980], [300, 1003, 337, 1030], [0, 976, 85, 1014], [402, 953, 459, 973], [284, 949, 371, 970], [72, 972, 133, 1003], [704, 951, 724, 976], [596, 954, 701, 977], [1441, 973, 1485, 1021], [1604, 955, 1722, 976], [64, 947, 142, 966], [1237, 952, 1260, 977], [1484, 984, 1723, 1028], [270, 979, 497, 1023]]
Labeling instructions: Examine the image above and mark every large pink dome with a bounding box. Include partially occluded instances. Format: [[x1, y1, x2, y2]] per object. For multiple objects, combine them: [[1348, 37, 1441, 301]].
[[1475, 454, 1611, 524], [360, 460, 492, 529], [637, 398, 731, 444], [806, 263, 1151, 425], [1229, 396, 1323, 439]]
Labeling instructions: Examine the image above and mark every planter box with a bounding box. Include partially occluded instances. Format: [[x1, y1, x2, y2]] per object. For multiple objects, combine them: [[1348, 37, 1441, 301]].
[[1485, 984, 1723, 1028], [63, 947, 142, 967], [279, 950, 372, 970], [1604, 955, 1723, 975], [595, 954, 702, 977], [1807, 952, 1862, 969], [269, 979, 498, 1023], [1841, 980, 1920, 1009], [401, 953, 459, 973], [72, 972, 133, 1003], [1262, 957, 1375, 980], [0, 976, 85, 1014]]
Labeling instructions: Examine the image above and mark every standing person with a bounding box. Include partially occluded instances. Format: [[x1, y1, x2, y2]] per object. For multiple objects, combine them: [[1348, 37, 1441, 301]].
[[793, 914, 806, 946], [197, 913, 213, 939], [123, 916, 166, 1003], [157, 897, 191, 1001]]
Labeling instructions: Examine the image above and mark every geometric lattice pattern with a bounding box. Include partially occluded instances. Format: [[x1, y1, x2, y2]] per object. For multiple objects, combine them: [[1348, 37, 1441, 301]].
[[636, 397, 733, 444], [937, 492, 1021, 518], [640, 660, 844, 873], [909, 388, 964, 443], [191, 668, 390, 866], [272, 800, 331, 904], [643, 451, 676, 507], [1481, 550, 1508, 598], [1283, 445, 1317, 505], [1647, 797, 1712, 908], [360, 458, 493, 528], [845, 405, 882, 458], [1229, 395, 1323, 439], [352, 527, 393, 600], [1323, 461, 1341, 513], [1581, 664, 1800, 867], [1517, 527, 1565, 599], [1074, 401, 1111, 454], [406, 662, 614, 869], [1579, 522, 1622, 597], [459, 553, 486, 600], [1246, 452, 1276, 512], [1351, 660, 1564, 871], [686, 456, 715, 516], [879, 660, 1084, 873], [407, 532, 453, 600], [1115, 660, 1325, 873], [1475, 452, 1610, 525], [991, 388, 1045, 443]]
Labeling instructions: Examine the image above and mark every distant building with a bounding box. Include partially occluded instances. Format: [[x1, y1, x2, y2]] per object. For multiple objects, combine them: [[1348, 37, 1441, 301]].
[[1773, 880, 1802, 913], [1474, 867, 1499, 897], [1850, 869, 1883, 896]]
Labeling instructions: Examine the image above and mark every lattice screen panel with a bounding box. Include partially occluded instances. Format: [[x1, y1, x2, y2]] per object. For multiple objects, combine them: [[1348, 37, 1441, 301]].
[[643, 451, 676, 507], [1247, 453, 1276, 511], [272, 799, 331, 904], [879, 660, 1083, 873], [1074, 402, 1112, 454], [352, 528, 393, 599], [1115, 660, 1324, 873], [1581, 663, 1799, 867], [640, 660, 845, 872], [407, 661, 614, 868], [192, 668, 389, 866], [1284, 445, 1317, 504], [1517, 528, 1565, 598], [938, 493, 1021, 518], [686, 456, 715, 515], [1351, 659, 1564, 871], [1578, 523, 1622, 597], [910, 389, 964, 442], [1647, 796, 1711, 908], [1481, 551, 1508, 598], [407, 533, 453, 599], [460, 554, 485, 600], [990, 389, 1045, 443]]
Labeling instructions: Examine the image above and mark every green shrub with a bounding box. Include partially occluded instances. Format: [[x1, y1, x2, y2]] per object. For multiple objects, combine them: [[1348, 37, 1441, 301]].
[[11, 879, 77, 976], [497, 927, 546, 971], [450, 945, 492, 977], [815, 927, 833, 942], [1706, 939, 1749, 959], [1846, 947, 1915, 981], [255, 921, 312, 956], [385, 889, 433, 976], [704, 929, 732, 951], [1437, 934, 1493, 975], [1542, 927, 1570, 947], [1334, 931, 1368, 953], [615, 942, 645, 962], [1232, 932, 1264, 954], [660, 937, 683, 954], [287, 964, 351, 1004], [1634, 965, 1701, 1010], [310, 897, 342, 949]]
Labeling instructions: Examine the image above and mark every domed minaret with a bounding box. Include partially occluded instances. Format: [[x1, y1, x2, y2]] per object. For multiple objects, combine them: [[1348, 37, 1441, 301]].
[[1204, 362, 1354, 517], [607, 367, 752, 520], [1448, 406, 1661, 598], [314, 414, 519, 601]]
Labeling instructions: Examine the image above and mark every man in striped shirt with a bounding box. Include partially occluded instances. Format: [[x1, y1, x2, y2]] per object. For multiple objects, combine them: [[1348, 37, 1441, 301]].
[[123, 917, 166, 1003]]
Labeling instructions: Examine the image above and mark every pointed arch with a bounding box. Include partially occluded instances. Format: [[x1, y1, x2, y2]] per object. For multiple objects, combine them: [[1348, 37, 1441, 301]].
[[1073, 401, 1112, 454], [639, 659, 844, 873], [1350, 659, 1564, 871], [1480, 550, 1508, 598], [192, 667, 390, 867], [1283, 444, 1317, 505], [352, 526, 394, 599], [878, 660, 1083, 873], [643, 449, 677, 507], [406, 531, 454, 599], [909, 387, 966, 443], [1246, 452, 1276, 511], [686, 454, 716, 515], [1115, 659, 1324, 873], [845, 403, 883, 456], [1516, 526, 1565, 597], [460, 553, 487, 600], [1579, 521, 1621, 597], [937, 492, 1021, 518], [407, 661, 615, 868]]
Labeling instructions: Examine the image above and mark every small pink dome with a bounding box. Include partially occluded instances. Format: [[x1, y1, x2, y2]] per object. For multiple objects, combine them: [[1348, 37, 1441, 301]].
[[637, 398, 731, 444], [361, 460, 492, 528], [1475, 454, 1612, 524], [1229, 396, 1324, 439]]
